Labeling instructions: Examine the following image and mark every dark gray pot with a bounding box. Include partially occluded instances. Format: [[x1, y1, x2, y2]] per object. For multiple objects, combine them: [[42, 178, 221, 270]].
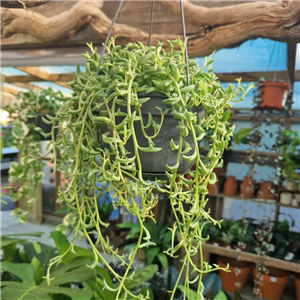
[[108, 93, 195, 176]]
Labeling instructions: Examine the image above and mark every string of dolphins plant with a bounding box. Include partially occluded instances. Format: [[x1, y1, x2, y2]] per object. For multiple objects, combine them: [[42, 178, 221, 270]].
[[5, 88, 62, 221], [48, 36, 252, 300]]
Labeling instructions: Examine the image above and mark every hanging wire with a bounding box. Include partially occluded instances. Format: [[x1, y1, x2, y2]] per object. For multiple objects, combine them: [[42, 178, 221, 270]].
[[148, 0, 155, 46], [272, 42, 280, 82], [179, 0, 190, 86], [266, 41, 276, 72], [96, 0, 124, 76], [282, 43, 291, 86]]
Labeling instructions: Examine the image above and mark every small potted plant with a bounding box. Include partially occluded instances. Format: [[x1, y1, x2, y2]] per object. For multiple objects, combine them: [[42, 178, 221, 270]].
[[254, 78, 291, 110], [277, 129, 300, 190], [5, 88, 62, 220], [50, 36, 252, 299]]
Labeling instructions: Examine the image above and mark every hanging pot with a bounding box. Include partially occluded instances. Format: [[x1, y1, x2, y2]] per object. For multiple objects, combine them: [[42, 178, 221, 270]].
[[218, 256, 251, 293], [240, 175, 255, 199], [253, 267, 289, 300], [29, 113, 57, 141], [256, 81, 289, 110], [223, 176, 237, 196], [103, 92, 195, 177]]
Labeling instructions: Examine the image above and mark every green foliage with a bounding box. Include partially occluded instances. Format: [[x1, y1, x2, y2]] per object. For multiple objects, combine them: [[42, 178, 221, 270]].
[[232, 128, 252, 145], [5, 88, 63, 221], [118, 219, 173, 269], [1, 126, 14, 147], [50, 36, 252, 299], [278, 129, 300, 184], [1, 231, 159, 300]]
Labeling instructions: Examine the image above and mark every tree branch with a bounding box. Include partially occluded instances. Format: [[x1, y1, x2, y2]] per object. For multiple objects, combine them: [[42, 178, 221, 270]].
[[1, 0, 49, 9], [1, 0, 300, 57]]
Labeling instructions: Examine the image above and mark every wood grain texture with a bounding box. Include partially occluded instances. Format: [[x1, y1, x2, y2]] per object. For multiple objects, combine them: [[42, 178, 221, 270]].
[[1, 0, 49, 9], [1, 1, 300, 57]]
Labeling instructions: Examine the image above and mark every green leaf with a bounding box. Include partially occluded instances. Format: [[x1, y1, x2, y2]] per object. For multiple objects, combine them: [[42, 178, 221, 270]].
[[12, 121, 29, 139], [157, 252, 169, 270], [1, 259, 94, 300], [145, 246, 160, 265], [1, 261, 36, 285], [215, 291, 229, 300], [124, 265, 158, 290], [177, 285, 199, 299]]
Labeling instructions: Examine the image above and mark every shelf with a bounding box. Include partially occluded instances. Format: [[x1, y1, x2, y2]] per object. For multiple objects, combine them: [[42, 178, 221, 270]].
[[202, 243, 300, 273], [207, 193, 300, 209]]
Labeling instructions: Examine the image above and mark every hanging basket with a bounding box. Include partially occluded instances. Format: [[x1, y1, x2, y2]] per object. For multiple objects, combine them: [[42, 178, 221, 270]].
[[29, 113, 57, 141], [255, 80, 289, 110], [101, 92, 195, 177]]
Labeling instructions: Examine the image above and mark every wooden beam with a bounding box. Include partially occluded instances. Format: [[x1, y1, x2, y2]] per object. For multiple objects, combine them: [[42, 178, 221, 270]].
[[3, 86, 19, 94], [4, 70, 300, 85], [1, 1, 49, 9], [16, 67, 72, 89], [1, 1, 300, 57], [12, 82, 45, 92], [287, 42, 297, 85], [17, 67, 51, 81], [3, 74, 41, 83], [215, 71, 300, 82]]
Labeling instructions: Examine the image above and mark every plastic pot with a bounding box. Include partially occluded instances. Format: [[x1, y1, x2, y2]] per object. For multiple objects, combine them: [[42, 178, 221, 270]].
[[257, 80, 289, 110], [29, 113, 57, 141], [112, 93, 195, 176], [218, 256, 251, 293], [253, 267, 289, 300]]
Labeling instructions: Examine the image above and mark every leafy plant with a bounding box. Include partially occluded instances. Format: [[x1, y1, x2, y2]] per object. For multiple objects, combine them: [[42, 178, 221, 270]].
[[1, 125, 14, 147], [118, 219, 173, 270], [49, 36, 251, 299], [5, 88, 63, 220], [278, 129, 300, 185], [233, 128, 262, 146], [1, 231, 158, 300]]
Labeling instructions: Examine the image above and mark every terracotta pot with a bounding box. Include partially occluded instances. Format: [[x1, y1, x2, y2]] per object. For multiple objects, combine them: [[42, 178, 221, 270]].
[[257, 181, 276, 200], [295, 273, 300, 300], [223, 176, 237, 196], [240, 175, 255, 199], [257, 81, 289, 110], [253, 267, 289, 300], [218, 256, 250, 293], [208, 182, 219, 195]]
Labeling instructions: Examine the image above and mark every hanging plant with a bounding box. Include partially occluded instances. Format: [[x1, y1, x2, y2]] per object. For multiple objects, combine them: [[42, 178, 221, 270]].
[[49, 36, 252, 299], [5, 88, 62, 221]]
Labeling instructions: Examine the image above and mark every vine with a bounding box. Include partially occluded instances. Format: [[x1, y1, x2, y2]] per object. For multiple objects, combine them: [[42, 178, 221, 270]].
[[49, 37, 252, 299]]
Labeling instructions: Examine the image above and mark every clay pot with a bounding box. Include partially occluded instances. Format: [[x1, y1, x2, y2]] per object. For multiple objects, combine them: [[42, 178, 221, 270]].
[[257, 181, 276, 200], [253, 267, 289, 300], [294, 273, 300, 300], [208, 182, 219, 195], [223, 176, 237, 196], [280, 192, 292, 205], [218, 256, 251, 293], [257, 81, 289, 110], [240, 175, 255, 199]]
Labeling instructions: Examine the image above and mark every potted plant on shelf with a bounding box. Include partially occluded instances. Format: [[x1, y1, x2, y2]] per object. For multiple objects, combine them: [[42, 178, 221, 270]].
[[5, 88, 62, 221], [49, 36, 252, 299], [277, 129, 300, 190]]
